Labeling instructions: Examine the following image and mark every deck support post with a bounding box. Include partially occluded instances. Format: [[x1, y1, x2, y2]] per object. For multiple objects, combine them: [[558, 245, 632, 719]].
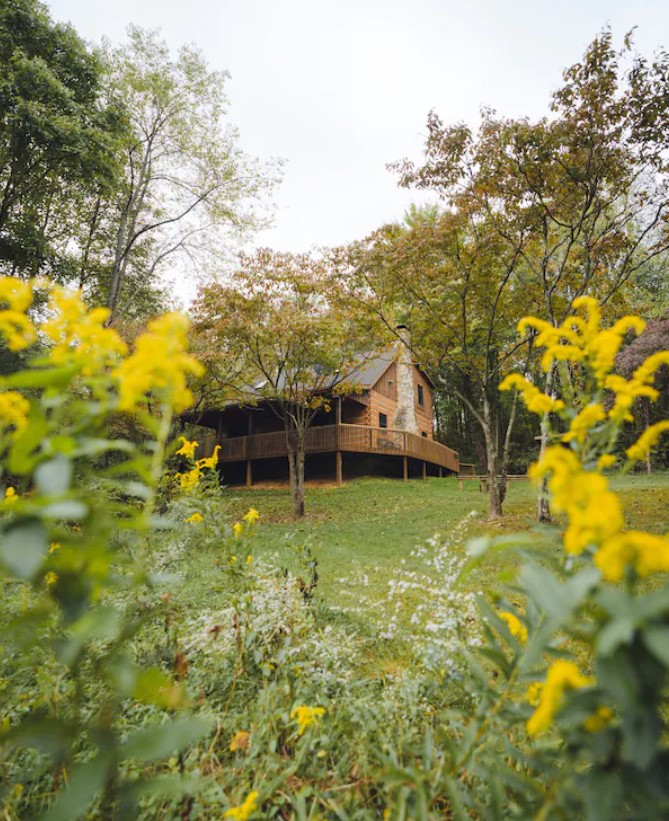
[[403, 456, 408, 482], [422, 460, 427, 480], [439, 466, 443, 478], [336, 451, 343, 486], [246, 459, 253, 488]]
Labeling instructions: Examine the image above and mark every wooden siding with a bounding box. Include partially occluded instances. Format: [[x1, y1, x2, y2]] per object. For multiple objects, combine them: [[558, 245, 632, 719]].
[[368, 390, 398, 430], [215, 423, 459, 473], [414, 369, 434, 439], [373, 361, 397, 400]]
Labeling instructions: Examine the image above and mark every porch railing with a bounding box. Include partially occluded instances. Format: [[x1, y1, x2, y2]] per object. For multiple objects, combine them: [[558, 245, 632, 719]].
[[215, 423, 459, 473]]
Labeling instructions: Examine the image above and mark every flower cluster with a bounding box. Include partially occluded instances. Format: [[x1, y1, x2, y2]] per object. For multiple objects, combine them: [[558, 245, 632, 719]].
[[42, 286, 127, 375], [174, 442, 221, 491], [0, 391, 30, 439], [0, 277, 202, 422], [0, 277, 35, 351], [526, 660, 592, 737], [506, 299, 669, 582], [499, 610, 527, 644], [517, 297, 645, 382], [291, 704, 326, 735], [503, 298, 669, 450], [224, 790, 259, 820], [114, 313, 204, 413]]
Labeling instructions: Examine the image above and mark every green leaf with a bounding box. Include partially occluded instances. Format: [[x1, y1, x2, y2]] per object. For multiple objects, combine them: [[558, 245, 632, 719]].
[[3, 363, 79, 390], [7, 407, 48, 474], [466, 536, 491, 558], [42, 752, 113, 821], [0, 518, 48, 579], [642, 625, 669, 666], [597, 617, 636, 656], [41, 500, 88, 520], [132, 667, 186, 710], [121, 717, 213, 763], [56, 607, 123, 666], [35, 455, 72, 496]]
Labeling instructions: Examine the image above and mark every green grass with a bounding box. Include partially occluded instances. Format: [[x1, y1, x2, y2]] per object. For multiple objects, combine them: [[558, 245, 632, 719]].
[[210, 472, 669, 611]]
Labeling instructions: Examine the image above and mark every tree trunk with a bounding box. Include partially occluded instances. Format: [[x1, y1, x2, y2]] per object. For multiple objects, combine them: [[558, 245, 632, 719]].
[[482, 396, 503, 521], [642, 396, 652, 475], [286, 427, 306, 518], [499, 388, 519, 506], [536, 366, 555, 522]]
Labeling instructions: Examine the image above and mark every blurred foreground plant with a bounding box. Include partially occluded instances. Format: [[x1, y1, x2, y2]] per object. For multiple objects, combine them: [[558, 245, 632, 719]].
[[408, 298, 669, 819], [0, 278, 212, 819]]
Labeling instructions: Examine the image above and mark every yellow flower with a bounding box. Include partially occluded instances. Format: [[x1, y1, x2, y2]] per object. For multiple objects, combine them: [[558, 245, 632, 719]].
[[224, 791, 259, 820], [0, 277, 35, 350], [517, 299, 645, 384], [0, 277, 32, 313], [49, 542, 61, 554], [114, 313, 204, 413], [42, 286, 127, 374], [44, 572, 58, 587], [596, 454, 616, 470], [562, 403, 606, 445], [232, 522, 244, 539], [291, 705, 326, 735], [228, 554, 238, 565], [246, 555, 253, 565], [499, 373, 564, 416], [243, 507, 260, 524], [197, 445, 221, 471], [526, 660, 592, 737], [176, 436, 199, 459], [526, 682, 543, 707], [595, 531, 669, 583], [175, 467, 201, 492], [0, 391, 30, 437], [530, 447, 623, 555], [584, 705, 613, 733], [626, 421, 669, 463], [499, 611, 527, 644], [185, 512, 203, 525], [563, 487, 623, 556], [229, 730, 250, 752], [605, 374, 658, 424], [4, 486, 18, 504]]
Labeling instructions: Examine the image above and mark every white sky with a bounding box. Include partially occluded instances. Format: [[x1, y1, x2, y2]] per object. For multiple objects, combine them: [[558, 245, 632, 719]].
[[48, 0, 669, 257]]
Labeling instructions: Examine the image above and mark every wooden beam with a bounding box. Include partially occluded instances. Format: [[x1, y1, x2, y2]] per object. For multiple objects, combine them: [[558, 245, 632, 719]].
[[422, 460, 427, 480], [246, 460, 252, 488], [336, 450, 343, 486], [403, 456, 408, 482], [439, 466, 443, 478]]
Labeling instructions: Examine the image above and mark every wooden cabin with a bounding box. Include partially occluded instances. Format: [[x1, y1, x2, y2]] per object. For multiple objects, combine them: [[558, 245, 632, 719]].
[[189, 349, 460, 485]]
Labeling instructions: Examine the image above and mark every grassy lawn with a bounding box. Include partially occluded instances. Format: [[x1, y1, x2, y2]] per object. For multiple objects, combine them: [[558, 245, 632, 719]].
[[203, 472, 669, 615]]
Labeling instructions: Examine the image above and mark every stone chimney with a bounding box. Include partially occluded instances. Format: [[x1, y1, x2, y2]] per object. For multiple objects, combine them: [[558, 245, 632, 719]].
[[392, 325, 419, 434]]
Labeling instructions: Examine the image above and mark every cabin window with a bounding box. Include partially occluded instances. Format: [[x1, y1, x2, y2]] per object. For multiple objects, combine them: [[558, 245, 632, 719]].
[[421, 431, 427, 438], [417, 384, 425, 407], [379, 412, 388, 428]]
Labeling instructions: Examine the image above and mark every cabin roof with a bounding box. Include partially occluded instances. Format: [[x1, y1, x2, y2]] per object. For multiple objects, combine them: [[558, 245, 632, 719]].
[[187, 350, 434, 421]]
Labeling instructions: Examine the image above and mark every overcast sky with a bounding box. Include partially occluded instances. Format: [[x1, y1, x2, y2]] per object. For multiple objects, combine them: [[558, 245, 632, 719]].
[[48, 0, 669, 256]]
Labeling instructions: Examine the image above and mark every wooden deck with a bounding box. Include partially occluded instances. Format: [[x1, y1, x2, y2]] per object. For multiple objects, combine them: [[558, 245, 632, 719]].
[[216, 423, 459, 474]]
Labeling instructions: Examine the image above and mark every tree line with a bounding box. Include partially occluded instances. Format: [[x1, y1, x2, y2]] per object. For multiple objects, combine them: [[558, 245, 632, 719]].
[[1, 0, 278, 320]]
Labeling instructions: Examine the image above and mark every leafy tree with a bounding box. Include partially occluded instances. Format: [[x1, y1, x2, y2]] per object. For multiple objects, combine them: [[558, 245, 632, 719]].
[[346, 30, 669, 519], [192, 250, 382, 518], [340, 209, 536, 520], [99, 27, 280, 322], [0, 0, 127, 278]]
